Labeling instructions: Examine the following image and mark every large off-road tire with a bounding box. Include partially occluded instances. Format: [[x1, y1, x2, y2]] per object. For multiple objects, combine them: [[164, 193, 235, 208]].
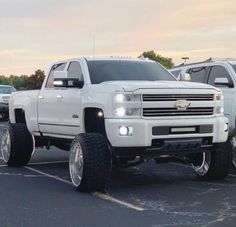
[[192, 143, 231, 181], [1, 123, 34, 166], [69, 133, 112, 192]]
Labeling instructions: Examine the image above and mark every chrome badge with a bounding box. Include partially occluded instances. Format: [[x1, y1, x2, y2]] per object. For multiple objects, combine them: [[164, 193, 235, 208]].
[[175, 100, 191, 110]]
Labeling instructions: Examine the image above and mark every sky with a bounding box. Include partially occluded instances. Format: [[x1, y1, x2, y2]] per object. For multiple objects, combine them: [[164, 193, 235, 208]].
[[0, 0, 236, 76]]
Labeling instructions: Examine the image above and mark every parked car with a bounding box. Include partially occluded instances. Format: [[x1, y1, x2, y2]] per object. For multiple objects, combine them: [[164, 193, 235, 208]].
[[1, 57, 230, 192], [0, 85, 16, 120], [170, 58, 236, 169]]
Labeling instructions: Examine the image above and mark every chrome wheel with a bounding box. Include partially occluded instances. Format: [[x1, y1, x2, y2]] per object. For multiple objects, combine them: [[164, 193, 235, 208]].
[[1, 129, 11, 163], [69, 140, 84, 187], [192, 152, 211, 176], [231, 135, 236, 168]]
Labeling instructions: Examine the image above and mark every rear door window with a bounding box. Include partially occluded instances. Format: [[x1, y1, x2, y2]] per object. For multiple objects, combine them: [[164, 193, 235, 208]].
[[67, 61, 83, 81]]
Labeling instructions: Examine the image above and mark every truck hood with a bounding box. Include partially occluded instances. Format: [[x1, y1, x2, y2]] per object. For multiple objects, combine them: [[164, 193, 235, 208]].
[[101, 81, 219, 92]]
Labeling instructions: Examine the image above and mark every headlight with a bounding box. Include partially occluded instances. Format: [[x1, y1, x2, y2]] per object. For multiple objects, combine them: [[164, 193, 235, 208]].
[[114, 107, 140, 117], [214, 92, 223, 101], [114, 93, 141, 117], [114, 94, 140, 103], [115, 107, 126, 117]]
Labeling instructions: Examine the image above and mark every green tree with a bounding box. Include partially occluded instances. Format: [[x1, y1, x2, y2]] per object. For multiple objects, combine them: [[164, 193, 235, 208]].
[[140, 50, 174, 69], [0, 75, 28, 90], [27, 69, 45, 90]]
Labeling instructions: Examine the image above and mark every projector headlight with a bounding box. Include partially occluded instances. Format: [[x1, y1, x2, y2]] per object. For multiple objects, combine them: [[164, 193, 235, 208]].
[[214, 92, 223, 101], [114, 107, 140, 117], [114, 93, 141, 117], [115, 107, 126, 117], [114, 94, 140, 103]]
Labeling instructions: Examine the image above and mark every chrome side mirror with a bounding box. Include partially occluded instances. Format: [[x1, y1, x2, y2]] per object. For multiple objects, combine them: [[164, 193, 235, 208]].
[[53, 78, 84, 88], [180, 73, 191, 81], [214, 77, 233, 87]]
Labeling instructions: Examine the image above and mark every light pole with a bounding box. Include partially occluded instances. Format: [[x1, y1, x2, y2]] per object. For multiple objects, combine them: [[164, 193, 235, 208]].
[[182, 57, 189, 64]]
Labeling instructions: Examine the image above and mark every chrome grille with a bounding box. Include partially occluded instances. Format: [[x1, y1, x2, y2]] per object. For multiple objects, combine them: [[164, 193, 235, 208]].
[[142, 94, 214, 102], [143, 107, 214, 117]]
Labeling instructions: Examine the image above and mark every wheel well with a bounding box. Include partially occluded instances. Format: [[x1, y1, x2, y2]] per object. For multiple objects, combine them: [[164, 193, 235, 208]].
[[84, 108, 106, 136], [15, 109, 26, 123]]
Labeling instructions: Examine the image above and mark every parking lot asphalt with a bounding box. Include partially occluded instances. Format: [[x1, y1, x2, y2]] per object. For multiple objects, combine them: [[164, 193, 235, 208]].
[[0, 126, 236, 227]]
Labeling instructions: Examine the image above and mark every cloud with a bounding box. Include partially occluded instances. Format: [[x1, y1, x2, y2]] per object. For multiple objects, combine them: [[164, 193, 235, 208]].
[[0, 0, 235, 75]]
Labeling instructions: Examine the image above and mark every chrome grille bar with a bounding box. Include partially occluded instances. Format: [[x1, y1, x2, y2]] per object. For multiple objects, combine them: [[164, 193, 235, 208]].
[[142, 94, 214, 102], [143, 107, 214, 117]]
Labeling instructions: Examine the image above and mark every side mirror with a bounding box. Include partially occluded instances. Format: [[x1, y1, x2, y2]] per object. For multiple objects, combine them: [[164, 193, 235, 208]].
[[180, 73, 191, 81], [214, 77, 233, 88], [53, 71, 84, 88], [53, 78, 84, 88]]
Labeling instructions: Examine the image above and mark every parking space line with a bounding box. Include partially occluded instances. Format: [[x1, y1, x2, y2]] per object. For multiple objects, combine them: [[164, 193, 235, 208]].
[[93, 192, 144, 211], [29, 161, 68, 165], [0, 164, 7, 167], [24, 166, 73, 185], [25, 166, 145, 212], [229, 174, 236, 178]]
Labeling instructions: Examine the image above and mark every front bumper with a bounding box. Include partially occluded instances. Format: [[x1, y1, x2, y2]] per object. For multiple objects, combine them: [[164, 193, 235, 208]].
[[105, 116, 228, 147]]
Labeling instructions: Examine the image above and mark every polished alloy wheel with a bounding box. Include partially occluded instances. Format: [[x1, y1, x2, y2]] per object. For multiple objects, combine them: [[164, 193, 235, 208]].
[[69, 140, 84, 187], [192, 152, 211, 176], [231, 135, 236, 168], [1, 129, 11, 163]]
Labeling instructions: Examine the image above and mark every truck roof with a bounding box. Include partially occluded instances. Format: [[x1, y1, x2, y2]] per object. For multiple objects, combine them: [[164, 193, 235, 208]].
[[172, 58, 236, 69], [53, 56, 155, 65]]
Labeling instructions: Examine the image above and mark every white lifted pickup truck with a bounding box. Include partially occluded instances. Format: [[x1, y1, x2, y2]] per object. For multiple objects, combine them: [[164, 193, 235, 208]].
[[1, 57, 231, 192]]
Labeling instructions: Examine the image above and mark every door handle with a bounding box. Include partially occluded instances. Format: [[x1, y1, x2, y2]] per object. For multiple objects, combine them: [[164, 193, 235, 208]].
[[56, 95, 63, 99], [38, 95, 44, 99]]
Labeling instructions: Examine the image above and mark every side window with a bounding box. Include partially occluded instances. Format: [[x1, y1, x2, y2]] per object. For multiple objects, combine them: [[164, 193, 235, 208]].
[[171, 69, 181, 78], [208, 65, 233, 88], [187, 67, 208, 83], [46, 63, 66, 88], [67, 61, 83, 81]]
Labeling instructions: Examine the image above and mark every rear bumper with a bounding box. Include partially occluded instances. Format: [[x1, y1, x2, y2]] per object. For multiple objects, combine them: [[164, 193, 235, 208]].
[[105, 116, 228, 147]]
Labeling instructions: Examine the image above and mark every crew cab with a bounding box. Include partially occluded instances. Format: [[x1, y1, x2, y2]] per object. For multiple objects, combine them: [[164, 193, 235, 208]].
[[1, 57, 230, 192]]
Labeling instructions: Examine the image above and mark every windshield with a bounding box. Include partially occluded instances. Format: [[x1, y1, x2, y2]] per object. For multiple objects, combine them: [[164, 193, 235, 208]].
[[87, 60, 176, 84], [0, 86, 15, 94]]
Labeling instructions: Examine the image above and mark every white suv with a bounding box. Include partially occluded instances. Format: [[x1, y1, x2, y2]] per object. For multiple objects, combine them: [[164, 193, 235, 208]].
[[170, 58, 236, 168]]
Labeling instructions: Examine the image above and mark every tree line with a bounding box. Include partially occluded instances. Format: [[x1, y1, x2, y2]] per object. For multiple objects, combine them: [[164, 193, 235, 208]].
[[0, 51, 174, 90], [0, 69, 45, 90]]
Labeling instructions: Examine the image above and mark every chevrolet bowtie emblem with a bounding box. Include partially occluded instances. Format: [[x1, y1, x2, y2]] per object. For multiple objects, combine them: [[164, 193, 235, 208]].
[[175, 100, 191, 110]]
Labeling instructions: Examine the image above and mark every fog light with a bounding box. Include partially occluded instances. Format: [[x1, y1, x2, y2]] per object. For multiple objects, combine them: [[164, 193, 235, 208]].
[[119, 126, 133, 136], [97, 111, 103, 117]]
